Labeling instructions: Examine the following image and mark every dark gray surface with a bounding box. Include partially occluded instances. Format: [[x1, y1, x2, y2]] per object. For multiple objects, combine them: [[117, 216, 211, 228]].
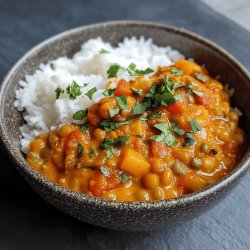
[[0, 0, 249, 249]]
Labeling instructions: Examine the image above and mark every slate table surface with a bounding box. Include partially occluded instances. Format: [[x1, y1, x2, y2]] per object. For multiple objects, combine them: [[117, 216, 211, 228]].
[[0, 0, 250, 249]]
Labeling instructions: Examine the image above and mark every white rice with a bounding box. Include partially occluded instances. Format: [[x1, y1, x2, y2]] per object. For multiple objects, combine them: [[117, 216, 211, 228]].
[[14, 37, 184, 152]]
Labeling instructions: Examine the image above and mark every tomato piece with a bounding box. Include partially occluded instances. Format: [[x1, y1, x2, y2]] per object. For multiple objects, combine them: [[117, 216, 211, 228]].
[[65, 131, 86, 149], [194, 92, 210, 106], [150, 140, 168, 158], [114, 79, 133, 96], [90, 172, 121, 197], [166, 89, 187, 114], [87, 104, 101, 126]]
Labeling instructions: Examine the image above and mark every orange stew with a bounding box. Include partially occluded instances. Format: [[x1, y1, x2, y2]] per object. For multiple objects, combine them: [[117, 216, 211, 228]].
[[26, 59, 245, 201]]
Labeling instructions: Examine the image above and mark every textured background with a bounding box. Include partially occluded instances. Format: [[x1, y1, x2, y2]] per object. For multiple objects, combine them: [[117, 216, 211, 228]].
[[0, 0, 250, 249]]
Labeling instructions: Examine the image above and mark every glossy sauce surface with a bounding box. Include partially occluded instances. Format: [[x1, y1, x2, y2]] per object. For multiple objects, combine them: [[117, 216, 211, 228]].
[[26, 59, 245, 201]]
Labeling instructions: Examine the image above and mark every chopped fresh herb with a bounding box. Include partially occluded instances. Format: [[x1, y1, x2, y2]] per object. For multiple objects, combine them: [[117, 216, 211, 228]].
[[131, 102, 147, 115], [106, 148, 116, 158], [194, 72, 209, 83], [189, 119, 201, 133], [183, 133, 196, 146], [83, 83, 89, 88], [120, 172, 130, 183], [171, 69, 184, 76], [157, 92, 177, 107], [145, 83, 157, 98], [103, 88, 116, 96], [127, 63, 154, 76], [34, 156, 40, 163], [100, 120, 132, 132], [149, 112, 162, 120], [131, 88, 143, 97], [172, 122, 185, 136], [73, 109, 88, 120], [77, 143, 84, 158], [99, 48, 110, 54], [101, 136, 130, 150], [66, 80, 82, 100], [115, 135, 130, 147], [85, 87, 97, 100], [55, 86, 64, 99], [100, 166, 109, 177], [115, 95, 128, 110], [107, 64, 124, 78], [109, 107, 120, 118], [150, 123, 178, 146], [135, 134, 143, 138], [80, 123, 88, 133]]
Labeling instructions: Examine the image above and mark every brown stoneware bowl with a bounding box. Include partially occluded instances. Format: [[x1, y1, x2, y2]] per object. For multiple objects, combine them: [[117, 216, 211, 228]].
[[0, 21, 250, 231]]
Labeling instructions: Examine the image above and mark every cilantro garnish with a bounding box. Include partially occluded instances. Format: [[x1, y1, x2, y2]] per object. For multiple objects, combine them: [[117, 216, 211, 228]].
[[103, 88, 116, 96], [100, 120, 132, 132], [100, 166, 109, 177], [194, 72, 209, 83], [34, 155, 40, 163], [189, 119, 201, 133], [85, 87, 97, 100], [80, 123, 88, 133], [131, 102, 147, 115], [66, 80, 82, 100], [183, 133, 196, 146], [99, 48, 110, 54], [140, 117, 148, 123], [135, 134, 143, 138], [106, 148, 116, 158], [109, 107, 120, 118], [149, 112, 162, 120], [171, 69, 184, 76], [127, 63, 154, 76], [73, 109, 88, 120], [192, 89, 204, 97], [55, 86, 64, 99], [77, 143, 84, 158], [171, 122, 185, 136], [120, 172, 130, 183], [150, 123, 178, 146], [115, 95, 128, 110], [131, 88, 143, 97], [107, 64, 124, 78]]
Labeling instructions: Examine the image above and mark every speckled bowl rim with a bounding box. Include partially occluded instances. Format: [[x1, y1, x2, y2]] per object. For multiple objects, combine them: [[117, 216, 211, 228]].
[[0, 20, 250, 210]]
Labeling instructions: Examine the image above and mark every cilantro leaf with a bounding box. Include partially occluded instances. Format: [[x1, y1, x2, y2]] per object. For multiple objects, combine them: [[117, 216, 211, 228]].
[[131, 102, 147, 115], [131, 88, 143, 97], [85, 87, 97, 100], [145, 83, 157, 98], [120, 172, 130, 183], [106, 148, 116, 158], [171, 69, 184, 76], [189, 119, 201, 133], [80, 123, 88, 133], [183, 133, 196, 146], [55, 86, 64, 99], [115, 95, 128, 110], [107, 64, 124, 78], [100, 166, 109, 177], [140, 117, 148, 123], [194, 72, 209, 83], [109, 107, 120, 118], [99, 48, 110, 54], [150, 123, 178, 146], [192, 89, 204, 97], [73, 109, 88, 120], [127, 63, 154, 76], [149, 112, 162, 120], [34, 155, 40, 163], [100, 120, 132, 132], [103, 88, 116, 96], [66, 81, 82, 100], [77, 143, 84, 158], [171, 122, 185, 136]]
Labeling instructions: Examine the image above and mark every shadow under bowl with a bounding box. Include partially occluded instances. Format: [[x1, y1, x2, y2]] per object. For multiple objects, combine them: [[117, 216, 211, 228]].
[[0, 21, 250, 231]]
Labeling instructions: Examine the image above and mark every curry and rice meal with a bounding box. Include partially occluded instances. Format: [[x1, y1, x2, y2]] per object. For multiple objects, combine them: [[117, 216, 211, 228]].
[[15, 37, 244, 201]]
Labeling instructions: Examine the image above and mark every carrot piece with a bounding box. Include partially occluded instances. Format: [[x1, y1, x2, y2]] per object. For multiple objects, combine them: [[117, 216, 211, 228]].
[[90, 172, 120, 197], [114, 79, 133, 96], [150, 140, 168, 158], [166, 89, 187, 114]]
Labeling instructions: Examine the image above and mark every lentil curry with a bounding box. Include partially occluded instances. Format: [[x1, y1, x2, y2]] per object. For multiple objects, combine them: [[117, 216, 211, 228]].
[[26, 59, 244, 201]]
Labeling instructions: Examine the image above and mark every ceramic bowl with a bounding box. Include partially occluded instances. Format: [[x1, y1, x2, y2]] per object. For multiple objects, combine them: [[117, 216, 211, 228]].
[[0, 21, 250, 231]]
